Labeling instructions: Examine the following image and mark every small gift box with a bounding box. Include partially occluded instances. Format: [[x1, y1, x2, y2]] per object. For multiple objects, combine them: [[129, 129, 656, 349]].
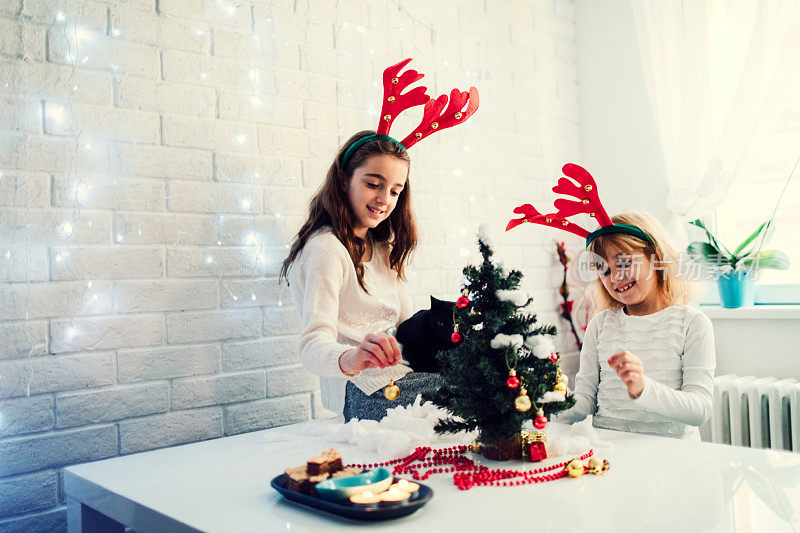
[[529, 441, 547, 462], [521, 430, 547, 462]]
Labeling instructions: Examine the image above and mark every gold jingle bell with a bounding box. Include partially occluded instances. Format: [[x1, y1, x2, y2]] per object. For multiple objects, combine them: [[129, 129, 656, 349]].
[[515, 387, 532, 412], [566, 459, 585, 478], [469, 440, 482, 454], [384, 380, 400, 401]]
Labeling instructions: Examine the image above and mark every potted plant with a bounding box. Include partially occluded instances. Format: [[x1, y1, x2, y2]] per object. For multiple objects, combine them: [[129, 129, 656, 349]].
[[686, 219, 790, 308]]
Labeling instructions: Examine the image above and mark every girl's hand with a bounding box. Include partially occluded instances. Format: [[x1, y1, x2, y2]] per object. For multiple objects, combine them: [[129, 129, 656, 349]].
[[339, 333, 402, 375], [607, 350, 645, 398]]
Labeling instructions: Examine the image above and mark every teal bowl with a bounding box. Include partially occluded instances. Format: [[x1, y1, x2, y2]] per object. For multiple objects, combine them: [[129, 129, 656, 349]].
[[315, 467, 393, 501]]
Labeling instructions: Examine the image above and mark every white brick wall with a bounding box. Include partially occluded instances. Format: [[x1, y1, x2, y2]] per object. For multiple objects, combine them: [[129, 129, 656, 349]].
[[0, 0, 581, 529]]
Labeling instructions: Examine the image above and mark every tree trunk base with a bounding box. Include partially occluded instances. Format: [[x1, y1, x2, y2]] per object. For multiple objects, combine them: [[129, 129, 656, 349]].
[[480, 434, 522, 461]]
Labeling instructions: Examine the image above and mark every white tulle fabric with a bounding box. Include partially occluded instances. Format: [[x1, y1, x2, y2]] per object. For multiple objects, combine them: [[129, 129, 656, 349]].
[[324, 396, 611, 460], [556, 306, 715, 440]]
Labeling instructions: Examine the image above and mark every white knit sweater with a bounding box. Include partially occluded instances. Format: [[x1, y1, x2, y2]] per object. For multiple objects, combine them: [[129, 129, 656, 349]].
[[287, 228, 413, 414], [556, 305, 716, 440]]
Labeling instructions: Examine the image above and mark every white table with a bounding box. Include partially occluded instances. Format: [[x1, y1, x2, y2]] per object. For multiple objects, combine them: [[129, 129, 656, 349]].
[[64, 419, 800, 532]]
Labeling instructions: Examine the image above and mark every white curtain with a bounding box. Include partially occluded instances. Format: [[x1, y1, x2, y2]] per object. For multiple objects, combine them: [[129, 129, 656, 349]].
[[630, 0, 800, 235]]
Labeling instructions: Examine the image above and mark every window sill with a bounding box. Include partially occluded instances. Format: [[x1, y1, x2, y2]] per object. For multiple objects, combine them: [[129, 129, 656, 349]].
[[700, 304, 800, 320]]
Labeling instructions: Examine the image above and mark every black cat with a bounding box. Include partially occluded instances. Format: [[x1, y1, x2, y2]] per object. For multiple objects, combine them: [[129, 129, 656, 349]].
[[395, 296, 455, 373]]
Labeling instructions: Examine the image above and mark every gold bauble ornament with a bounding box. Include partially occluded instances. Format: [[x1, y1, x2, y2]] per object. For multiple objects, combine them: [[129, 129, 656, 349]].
[[515, 387, 532, 412], [566, 459, 585, 478], [588, 457, 604, 474], [384, 380, 400, 401], [554, 382, 567, 393]]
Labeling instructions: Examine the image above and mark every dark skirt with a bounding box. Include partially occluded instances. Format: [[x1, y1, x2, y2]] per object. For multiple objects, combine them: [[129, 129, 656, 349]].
[[342, 372, 443, 422]]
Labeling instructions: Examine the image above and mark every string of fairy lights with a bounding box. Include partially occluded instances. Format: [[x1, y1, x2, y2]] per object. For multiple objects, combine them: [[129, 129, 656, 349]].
[[2, 0, 570, 398]]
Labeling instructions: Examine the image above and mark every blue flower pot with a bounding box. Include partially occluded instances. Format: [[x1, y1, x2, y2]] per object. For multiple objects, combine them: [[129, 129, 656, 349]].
[[717, 271, 755, 308]]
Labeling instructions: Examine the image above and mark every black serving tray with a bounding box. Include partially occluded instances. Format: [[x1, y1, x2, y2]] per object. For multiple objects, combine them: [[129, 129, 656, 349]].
[[270, 475, 433, 521]]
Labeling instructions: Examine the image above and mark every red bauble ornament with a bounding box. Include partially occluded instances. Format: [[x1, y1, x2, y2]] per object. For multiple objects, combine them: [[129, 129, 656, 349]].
[[456, 295, 470, 308], [506, 375, 520, 389], [451, 331, 462, 343], [549, 353, 559, 364], [534, 407, 548, 430]]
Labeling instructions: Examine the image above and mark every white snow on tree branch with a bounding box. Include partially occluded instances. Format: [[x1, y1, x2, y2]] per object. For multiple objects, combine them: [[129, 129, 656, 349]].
[[525, 335, 555, 359], [496, 289, 530, 306], [476, 222, 494, 248], [537, 391, 566, 403], [490, 333, 523, 349]]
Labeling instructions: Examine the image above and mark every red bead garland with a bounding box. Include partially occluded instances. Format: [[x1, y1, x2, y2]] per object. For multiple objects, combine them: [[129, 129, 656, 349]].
[[346, 445, 595, 491]]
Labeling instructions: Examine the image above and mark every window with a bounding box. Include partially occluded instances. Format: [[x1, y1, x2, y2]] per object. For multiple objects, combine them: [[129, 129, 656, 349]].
[[711, 93, 800, 290]]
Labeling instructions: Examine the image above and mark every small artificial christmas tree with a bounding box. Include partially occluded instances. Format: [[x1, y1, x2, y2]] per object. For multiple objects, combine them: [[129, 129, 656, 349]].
[[423, 228, 575, 460]]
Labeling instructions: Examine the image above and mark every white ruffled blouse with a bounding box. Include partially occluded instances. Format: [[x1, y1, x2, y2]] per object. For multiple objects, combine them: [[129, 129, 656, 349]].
[[556, 305, 716, 440]]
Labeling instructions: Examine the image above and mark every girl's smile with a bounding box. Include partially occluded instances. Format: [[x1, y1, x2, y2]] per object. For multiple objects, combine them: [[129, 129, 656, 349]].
[[614, 280, 636, 294], [367, 205, 386, 218]]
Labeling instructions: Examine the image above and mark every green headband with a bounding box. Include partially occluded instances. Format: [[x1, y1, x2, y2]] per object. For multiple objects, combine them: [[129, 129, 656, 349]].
[[585, 224, 654, 248], [341, 134, 407, 167]]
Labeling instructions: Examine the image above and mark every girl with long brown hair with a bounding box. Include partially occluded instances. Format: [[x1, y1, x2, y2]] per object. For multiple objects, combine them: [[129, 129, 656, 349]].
[[281, 58, 479, 420], [281, 131, 419, 417]]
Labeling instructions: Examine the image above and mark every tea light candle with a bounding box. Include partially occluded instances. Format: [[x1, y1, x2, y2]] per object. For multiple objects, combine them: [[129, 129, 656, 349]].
[[349, 490, 381, 509], [392, 479, 420, 494], [379, 487, 411, 505]]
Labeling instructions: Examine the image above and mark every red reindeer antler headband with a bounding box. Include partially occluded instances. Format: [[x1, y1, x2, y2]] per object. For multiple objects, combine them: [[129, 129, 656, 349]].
[[341, 58, 479, 164], [506, 163, 653, 247]]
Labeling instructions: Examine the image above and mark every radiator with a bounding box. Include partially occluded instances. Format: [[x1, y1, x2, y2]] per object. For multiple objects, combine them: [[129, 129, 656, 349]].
[[705, 374, 800, 452]]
